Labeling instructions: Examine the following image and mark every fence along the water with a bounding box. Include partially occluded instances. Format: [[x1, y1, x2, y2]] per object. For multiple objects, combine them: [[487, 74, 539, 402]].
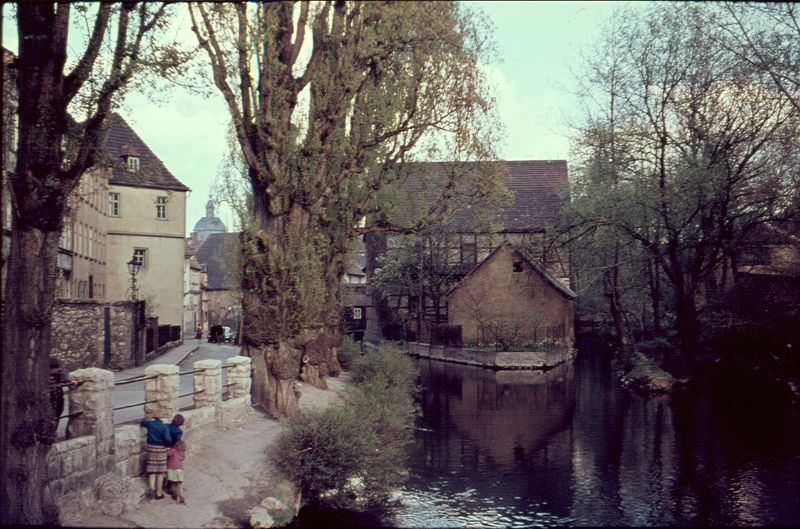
[[53, 357, 252, 439]]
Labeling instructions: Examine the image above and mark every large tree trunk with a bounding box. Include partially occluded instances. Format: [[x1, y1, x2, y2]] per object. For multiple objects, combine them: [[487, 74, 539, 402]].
[[240, 207, 343, 416], [1, 227, 62, 525], [648, 255, 662, 337], [604, 244, 630, 361], [672, 285, 700, 379]]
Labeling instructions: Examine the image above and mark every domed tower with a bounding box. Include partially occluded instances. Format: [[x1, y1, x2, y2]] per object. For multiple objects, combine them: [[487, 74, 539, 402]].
[[192, 199, 227, 242]]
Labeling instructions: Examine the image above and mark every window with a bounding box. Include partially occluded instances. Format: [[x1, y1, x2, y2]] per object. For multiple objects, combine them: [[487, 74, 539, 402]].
[[513, 260, 524, 273], [156, 196, 168, 220], [77, 224, 84, 256], [108, 192, 120, 216], [126, 156, 139, 171], [352, 307, 363, 320], [59, 223, 72, 251], [133, 247, 147, 268], [88, 275, 94, 299], [460, 242, 477, 264]]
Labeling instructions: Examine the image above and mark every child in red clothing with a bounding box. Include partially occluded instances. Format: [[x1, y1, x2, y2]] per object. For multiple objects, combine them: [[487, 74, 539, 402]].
[[166, 440, 186, 503]]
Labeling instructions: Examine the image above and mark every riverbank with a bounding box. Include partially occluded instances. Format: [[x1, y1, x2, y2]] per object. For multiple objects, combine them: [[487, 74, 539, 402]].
[[407, 341, 574, 369], [70, 375, 349, 528]]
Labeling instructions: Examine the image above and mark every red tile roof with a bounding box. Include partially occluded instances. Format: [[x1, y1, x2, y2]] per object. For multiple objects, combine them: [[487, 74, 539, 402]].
[[102, 113, 189, 192], [501, 160, 569, 232], [391, 160, 568, 232]]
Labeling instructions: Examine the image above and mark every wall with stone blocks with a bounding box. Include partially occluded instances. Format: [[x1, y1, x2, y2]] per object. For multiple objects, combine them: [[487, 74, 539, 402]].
[[51, 299, 147, 371], [51, 300, 104, 370], [108, 301, 145, 370], [45, 356, 253, 522]]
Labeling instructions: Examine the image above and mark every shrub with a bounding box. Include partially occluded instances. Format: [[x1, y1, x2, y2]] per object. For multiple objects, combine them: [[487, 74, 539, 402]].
[[338, 335, 362, 370], [272, 344, 417, 509], [348, 343, 416, 389]]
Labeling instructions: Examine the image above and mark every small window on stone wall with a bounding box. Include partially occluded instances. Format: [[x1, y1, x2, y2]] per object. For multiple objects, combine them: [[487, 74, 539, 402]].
[[513, 260, 523, 272]]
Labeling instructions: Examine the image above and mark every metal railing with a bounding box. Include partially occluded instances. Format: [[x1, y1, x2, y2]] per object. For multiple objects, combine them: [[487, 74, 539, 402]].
[[115, 374, 157, 386], [113, 398, 160, 412]]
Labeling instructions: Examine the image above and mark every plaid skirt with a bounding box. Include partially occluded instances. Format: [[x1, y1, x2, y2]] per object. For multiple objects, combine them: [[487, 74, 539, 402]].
[[146, 444, 168, 474]]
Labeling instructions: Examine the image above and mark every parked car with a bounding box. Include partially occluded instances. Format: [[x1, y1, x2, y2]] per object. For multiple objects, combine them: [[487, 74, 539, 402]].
[[208, 324, 223, 343]]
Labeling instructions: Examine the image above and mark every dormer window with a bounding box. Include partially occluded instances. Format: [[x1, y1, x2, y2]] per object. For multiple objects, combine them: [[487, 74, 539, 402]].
[[126, 156, 140, 171]]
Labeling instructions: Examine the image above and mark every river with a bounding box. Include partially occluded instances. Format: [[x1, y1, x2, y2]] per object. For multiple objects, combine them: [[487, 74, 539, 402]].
[[295, 346, 800, 527]]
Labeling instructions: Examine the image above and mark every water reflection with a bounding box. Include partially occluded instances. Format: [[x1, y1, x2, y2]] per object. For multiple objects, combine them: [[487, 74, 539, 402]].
[[295, 350, 800, 527], [395, 360, 575, 528]]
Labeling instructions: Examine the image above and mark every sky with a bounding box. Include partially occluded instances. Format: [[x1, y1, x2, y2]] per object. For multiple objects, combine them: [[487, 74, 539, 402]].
[[3, 1, 631, 235]]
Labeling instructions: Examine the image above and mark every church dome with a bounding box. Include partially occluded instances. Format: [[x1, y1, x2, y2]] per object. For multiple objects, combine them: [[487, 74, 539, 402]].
[[192, 200, 227, 241]]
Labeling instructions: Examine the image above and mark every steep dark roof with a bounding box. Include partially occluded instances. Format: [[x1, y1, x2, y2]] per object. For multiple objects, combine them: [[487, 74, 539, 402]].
[[103, 114, 189, 191], [448, 242, 576, 300], [194, 232, 241, 290], [391, 160, 568, 232], [501, 160, 568, 231], [741, 218, 800, 246]]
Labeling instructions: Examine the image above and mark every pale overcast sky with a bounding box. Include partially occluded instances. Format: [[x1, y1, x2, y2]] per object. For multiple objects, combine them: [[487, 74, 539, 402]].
[[3, 1, 632, 235]]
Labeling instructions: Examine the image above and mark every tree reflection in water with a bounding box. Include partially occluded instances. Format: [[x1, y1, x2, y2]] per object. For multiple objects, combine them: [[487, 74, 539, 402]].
[[294, 349, 800, 527]]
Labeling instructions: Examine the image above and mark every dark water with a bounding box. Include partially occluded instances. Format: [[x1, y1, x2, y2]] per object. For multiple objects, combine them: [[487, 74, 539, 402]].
[[296, 349, 800, 527]]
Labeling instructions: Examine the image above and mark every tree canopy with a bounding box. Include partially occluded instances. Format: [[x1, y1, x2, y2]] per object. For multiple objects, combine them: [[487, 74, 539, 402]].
[[189, 1, 503, 414]]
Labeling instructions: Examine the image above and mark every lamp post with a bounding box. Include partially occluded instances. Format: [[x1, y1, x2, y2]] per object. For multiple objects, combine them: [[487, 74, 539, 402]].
[[127, 254, 142, 300]]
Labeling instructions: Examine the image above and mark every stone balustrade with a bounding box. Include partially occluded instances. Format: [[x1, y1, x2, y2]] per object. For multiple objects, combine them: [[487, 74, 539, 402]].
[[193, 359, 221, 408], [50, 355, 253, 522], [143, 364, 179, 419], [225, 355, 252, 401]]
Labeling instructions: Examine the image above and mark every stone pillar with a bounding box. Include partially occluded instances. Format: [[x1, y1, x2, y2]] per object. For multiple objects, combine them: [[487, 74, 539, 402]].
[[143, 364, 179, 419], [193, 359, 221, 408], [67, 368, 115, 473], [225, 356, 252, 402]]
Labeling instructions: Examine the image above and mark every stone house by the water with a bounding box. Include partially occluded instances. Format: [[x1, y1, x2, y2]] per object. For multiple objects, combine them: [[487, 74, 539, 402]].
[[447, 242, 576, 348], [366, 159, 574, 349], [731, 218, 800, 325]]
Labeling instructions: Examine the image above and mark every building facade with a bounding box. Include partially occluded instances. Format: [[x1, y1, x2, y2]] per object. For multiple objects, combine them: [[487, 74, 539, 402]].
[[367, 160, 573, 344], [183, 252, 204, 338], [102, 114, 189, 327], [447, 243, 576, 347]]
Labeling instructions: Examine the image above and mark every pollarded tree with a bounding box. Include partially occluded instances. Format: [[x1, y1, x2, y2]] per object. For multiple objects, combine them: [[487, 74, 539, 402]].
[[1, 3, 184, 524], [188, 1, 502, 416]]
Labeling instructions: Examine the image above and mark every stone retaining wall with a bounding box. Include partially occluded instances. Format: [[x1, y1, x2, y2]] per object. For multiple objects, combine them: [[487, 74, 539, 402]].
[[51, 300, 147, 371], [46, 356, 253, 522], [408, 341, 575, 369], [108, 301, 146, 369], [51, 300, 104, 370]]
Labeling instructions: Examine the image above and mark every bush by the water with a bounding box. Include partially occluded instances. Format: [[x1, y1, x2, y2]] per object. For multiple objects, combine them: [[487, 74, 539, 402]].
[[272, 344, 417, 509], [337, 335, 362, 370]]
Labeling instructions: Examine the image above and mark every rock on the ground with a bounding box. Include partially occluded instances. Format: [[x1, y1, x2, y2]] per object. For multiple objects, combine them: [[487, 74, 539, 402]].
[[249, 506, 275, 528], [255, 482, 303, 527], [620, 353, 687, 396]]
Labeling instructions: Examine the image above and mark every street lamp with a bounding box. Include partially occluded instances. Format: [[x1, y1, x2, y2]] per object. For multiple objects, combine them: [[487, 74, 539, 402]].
[[127, 254, 142, 300]]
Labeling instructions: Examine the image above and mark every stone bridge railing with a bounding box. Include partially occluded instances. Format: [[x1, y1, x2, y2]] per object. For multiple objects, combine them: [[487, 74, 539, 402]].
[[48, 356, 252, 521]]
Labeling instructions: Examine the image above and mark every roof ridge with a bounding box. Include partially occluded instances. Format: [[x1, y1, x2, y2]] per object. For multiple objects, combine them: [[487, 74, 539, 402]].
[[105, 114, 190, 192]]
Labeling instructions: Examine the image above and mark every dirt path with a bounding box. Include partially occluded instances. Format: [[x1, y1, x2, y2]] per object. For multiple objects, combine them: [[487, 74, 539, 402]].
[[72, 375, 349, 528]]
